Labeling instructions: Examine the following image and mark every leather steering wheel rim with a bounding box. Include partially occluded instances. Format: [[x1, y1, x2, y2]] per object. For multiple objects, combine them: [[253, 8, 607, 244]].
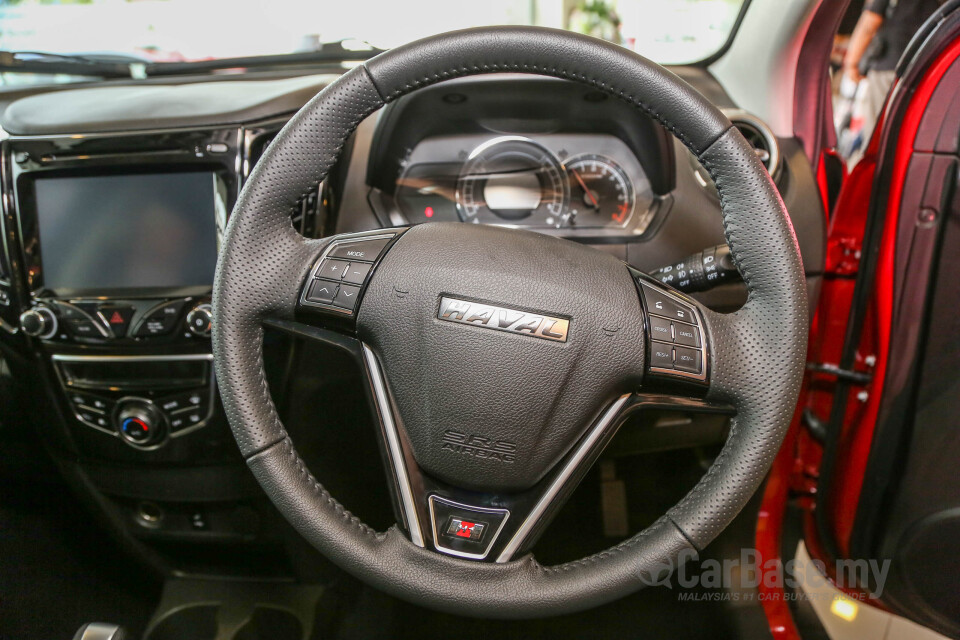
[[212, 26, 807, 618]]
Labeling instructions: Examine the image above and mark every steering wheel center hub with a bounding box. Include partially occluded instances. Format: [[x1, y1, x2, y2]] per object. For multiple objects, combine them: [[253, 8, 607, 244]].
[[357, 222, 645, 492]]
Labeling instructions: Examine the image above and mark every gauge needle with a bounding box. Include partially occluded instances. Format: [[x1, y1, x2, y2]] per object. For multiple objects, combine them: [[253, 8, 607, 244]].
[[571, 169, 600, 210]]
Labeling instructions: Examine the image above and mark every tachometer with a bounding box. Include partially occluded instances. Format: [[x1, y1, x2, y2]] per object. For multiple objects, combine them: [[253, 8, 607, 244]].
[[456, 137, 568, 227], [565, 154, 635, 229]]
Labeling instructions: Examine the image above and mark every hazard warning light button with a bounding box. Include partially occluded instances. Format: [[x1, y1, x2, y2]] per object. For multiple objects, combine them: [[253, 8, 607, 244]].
[[97, 305, 136, 338]]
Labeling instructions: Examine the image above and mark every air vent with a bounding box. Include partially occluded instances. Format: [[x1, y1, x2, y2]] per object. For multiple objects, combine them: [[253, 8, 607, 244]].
[[246, 130, 324, 236], [723, 109, 781, 179]]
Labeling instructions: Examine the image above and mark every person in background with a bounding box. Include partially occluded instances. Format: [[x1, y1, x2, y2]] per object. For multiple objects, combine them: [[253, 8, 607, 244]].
[[842, 0, 942, 158]]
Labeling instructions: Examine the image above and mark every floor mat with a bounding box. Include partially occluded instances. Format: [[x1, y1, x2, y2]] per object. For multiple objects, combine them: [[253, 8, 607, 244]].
[[0, 472, 161, 640]]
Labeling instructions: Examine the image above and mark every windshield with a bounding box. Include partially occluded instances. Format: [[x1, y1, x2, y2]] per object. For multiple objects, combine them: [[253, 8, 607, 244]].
[[0, 0, 745, 73]]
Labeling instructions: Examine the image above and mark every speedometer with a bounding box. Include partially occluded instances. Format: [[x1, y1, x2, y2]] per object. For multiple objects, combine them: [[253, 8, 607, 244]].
[[456, 137, 568, 227], [565, 154, 635, 229]]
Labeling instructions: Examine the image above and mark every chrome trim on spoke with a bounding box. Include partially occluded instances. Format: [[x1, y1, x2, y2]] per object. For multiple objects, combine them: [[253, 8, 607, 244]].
[[361, 343, 425, 548], [50, 354, 214, 362], [496, 393, 632, 563]]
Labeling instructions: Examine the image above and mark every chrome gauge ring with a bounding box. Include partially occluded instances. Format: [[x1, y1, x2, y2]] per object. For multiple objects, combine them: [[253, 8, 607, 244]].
[[456, 136, 569, 227]]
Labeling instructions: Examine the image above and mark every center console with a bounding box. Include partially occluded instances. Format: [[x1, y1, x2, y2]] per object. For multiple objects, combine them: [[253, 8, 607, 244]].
[[7, 129, 237, 450], [0, 124, 311, 577]]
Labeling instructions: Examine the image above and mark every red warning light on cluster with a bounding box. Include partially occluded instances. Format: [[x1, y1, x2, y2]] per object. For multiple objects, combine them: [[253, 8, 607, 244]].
[[424, 206, 434, 219]]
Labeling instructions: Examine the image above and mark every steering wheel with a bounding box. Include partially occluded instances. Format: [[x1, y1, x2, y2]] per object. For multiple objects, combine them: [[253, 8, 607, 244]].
[[212, 26, 807, 618]]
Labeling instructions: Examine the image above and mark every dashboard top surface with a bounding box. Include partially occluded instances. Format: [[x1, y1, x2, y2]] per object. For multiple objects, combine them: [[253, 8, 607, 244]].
[[0, 73, 338, 136]]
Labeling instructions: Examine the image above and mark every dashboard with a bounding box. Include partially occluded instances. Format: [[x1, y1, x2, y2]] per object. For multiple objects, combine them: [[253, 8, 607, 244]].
[[0, 69, 826, 577]]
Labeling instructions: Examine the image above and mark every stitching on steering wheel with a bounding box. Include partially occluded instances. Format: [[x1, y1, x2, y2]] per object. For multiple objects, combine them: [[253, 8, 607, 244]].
[[277, 437, 381, 538]]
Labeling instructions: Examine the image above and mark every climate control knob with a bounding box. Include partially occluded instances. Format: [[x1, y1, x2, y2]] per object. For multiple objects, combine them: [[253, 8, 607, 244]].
[[186, 303, 213, 337], [19, 306, 58, 339], [116, 399, 165, 447]]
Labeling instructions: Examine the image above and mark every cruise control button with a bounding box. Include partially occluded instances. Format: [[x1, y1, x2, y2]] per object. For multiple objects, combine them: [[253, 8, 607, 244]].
[[674, 346, 702, 374], [328, 237, 392, 262], [333, 284, 361, 310], [673, 322, 701, 348], [342, 262, 371, 285], [650, 342, 675, 369], [306, 281, 338, 304], [648, 316, 673, 342], [640, 283, 697, 325], [317, 259, 350, 281]]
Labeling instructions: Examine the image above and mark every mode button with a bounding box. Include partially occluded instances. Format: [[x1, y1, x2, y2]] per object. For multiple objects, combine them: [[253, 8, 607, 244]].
[[328, 237, 392, 262]]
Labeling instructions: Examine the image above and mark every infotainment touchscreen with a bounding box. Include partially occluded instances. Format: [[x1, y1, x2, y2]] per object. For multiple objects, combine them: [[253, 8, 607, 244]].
[[33, 172, 220, 292]]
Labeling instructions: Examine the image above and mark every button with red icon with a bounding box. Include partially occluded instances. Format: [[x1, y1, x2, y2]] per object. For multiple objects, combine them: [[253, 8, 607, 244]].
[[97, 305, 135, 337], [445, 517, 487, 542]]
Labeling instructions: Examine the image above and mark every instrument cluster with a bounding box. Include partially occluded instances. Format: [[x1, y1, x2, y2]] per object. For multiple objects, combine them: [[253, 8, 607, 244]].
[[393, 134, 659, 236]]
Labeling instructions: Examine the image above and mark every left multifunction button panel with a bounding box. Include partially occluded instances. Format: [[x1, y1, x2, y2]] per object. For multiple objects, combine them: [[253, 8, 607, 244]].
[[299, 230, 402, 318]]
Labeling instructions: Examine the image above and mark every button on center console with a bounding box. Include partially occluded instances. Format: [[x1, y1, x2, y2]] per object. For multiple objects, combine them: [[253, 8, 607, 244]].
[[97, 305, 135, 338], [134, 300, 187, 337], [116, 398, 165, 448], [53, 354, 216, 447], [36, 298, 203, 344], [185, 303, 213, 337]]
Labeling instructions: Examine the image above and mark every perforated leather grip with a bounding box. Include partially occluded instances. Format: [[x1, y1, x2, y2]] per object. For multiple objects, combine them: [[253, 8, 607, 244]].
[[214, 26, 807, 617]]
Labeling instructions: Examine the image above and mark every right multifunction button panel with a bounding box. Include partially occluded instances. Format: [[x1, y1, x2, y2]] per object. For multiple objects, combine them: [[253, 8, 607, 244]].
[[637, 279, 708, 383], [299, 230, 402, 317]]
